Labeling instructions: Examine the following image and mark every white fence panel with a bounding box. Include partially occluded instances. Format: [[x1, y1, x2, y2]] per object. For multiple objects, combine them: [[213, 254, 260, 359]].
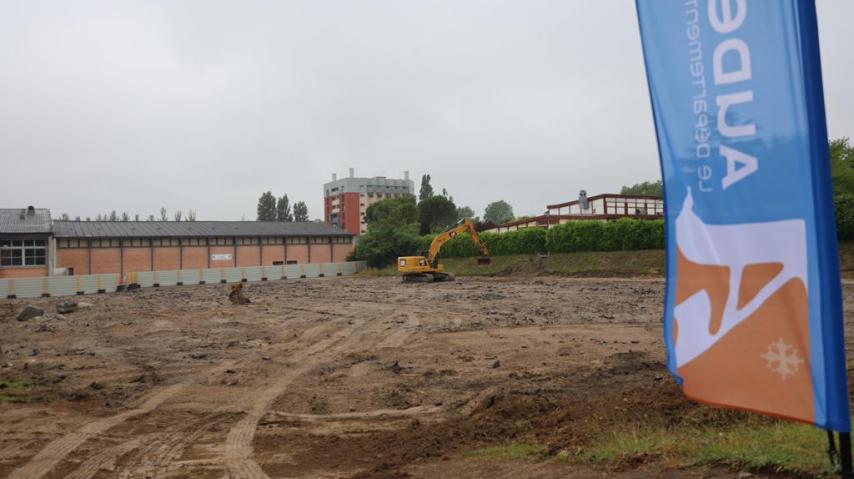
[[263, 266, 284, 280], [134, 272, 156, 288], [222, 268, 243, 283], [101, 274, 118, 292], [303, 264, 320, 278], [284, 264, 301, 279], [76, 275, 101, 294], [177, 269, 202, 286], [47, 276, 76, 297], [1, 261, 364, 298], [154, 271, 178, 287], [202, 268, 223, 284], [339, 262, 356, 275], [242, 266, 263, 282], [3, 277, 44, 298]]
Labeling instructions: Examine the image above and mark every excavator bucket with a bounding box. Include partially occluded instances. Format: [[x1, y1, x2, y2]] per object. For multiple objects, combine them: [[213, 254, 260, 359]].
[[476, 256, 491, 266]]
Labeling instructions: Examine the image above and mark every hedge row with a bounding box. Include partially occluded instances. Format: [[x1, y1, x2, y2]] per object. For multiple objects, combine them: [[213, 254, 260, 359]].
[[417, 219, 665, 258]]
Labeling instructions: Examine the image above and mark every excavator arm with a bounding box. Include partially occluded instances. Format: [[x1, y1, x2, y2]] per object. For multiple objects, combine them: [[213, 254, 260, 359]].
[[426, 218, 490, 267], [397, 217, 490, 281]]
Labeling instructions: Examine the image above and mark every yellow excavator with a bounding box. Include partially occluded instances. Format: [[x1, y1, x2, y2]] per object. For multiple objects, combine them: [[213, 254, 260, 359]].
[[397, 218, 490, 282]]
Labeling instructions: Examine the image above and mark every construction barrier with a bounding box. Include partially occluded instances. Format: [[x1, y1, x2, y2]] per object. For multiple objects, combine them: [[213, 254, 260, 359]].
[[0, 261, 367, 299]]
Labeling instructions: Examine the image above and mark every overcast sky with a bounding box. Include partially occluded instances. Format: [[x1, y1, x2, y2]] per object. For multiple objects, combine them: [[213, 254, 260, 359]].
[[1, 1, 852, 221]]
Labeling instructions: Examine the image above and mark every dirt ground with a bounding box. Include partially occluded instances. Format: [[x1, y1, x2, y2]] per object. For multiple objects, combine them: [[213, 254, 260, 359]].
[[0, 276, 848, 478]]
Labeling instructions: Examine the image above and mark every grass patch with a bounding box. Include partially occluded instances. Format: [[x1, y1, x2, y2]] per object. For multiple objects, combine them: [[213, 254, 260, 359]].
[[576, 420, 834, 476], [0, 380, 35, 403], [463, 420, 834, 476], [361, 250, 666, 278], [464, 442, 544, 461], [360, 241, 854, 279]]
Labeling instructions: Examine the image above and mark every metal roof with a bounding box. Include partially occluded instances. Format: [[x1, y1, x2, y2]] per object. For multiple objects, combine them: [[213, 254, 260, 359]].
[[52, 221, 352, 238], [546, 193, 664, 210], [0, 207, 52, 234]]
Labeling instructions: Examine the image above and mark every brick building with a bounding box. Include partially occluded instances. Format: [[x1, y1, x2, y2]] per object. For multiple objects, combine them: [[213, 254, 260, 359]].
[[0, 207, 54, 278], [0, 207, 354, 279], [324, 169, 414, 235], [483, 192, 664, 234]]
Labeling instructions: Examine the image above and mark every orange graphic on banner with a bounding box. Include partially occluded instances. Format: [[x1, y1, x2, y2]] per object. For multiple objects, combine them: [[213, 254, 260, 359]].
[[675, 249, 814, 423], [671, 191, 814, 423]]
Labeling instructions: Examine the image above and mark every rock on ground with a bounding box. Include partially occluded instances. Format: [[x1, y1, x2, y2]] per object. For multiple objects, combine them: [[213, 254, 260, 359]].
[[56, 301, 78, 314], [16, 305, 45, 322]]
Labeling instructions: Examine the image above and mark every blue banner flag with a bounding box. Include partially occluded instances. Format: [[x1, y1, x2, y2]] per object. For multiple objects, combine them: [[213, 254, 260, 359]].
[[635, 0, 850, 430]]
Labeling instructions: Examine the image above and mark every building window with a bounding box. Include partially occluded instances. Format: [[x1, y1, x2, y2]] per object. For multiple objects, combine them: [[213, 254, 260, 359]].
[[1, 239, 46, 266]]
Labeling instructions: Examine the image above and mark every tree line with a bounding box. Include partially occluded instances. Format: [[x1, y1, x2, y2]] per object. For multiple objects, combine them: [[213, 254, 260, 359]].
[[57, 208, 198, 222], [830, 137, 854, 240], [256, 192, 309, 222]]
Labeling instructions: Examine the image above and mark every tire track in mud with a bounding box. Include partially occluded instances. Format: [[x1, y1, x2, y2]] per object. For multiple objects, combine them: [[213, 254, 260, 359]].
[[41, 320, 345, 479], [64, 437, 147, 479], [378, 311, 420, 349], [266, 405, 442, 423], [6, 384, 183, 479], [113, 413, 234, 479], [222, 321, 360, 479], [221, 306, 425, 479], [14, 303, 424, 479]]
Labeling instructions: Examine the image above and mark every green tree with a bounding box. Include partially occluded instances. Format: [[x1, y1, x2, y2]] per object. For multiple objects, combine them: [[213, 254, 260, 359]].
[[483, 200, 514, 224], [620, 180, 663, 196], [352, 223, 420, 268], [830, 138, 854, 195], [419, 174, 434, 201], [257, 191, 277, 221], [109, 210, 118, 222], [276, 195, 293, 222], [293, 201, 309, 222], [366, 196, 418, 228], [418, 195, 457, 234], [455, 206, 475, 221], [830, 138, 854, 241]]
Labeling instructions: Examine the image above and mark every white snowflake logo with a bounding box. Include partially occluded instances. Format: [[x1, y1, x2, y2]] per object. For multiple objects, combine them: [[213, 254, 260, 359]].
[[761, 338, 803, 380]]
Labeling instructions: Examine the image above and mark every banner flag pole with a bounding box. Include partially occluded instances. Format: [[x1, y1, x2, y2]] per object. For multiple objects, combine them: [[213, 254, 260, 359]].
[[840, 432, 852, 478]]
